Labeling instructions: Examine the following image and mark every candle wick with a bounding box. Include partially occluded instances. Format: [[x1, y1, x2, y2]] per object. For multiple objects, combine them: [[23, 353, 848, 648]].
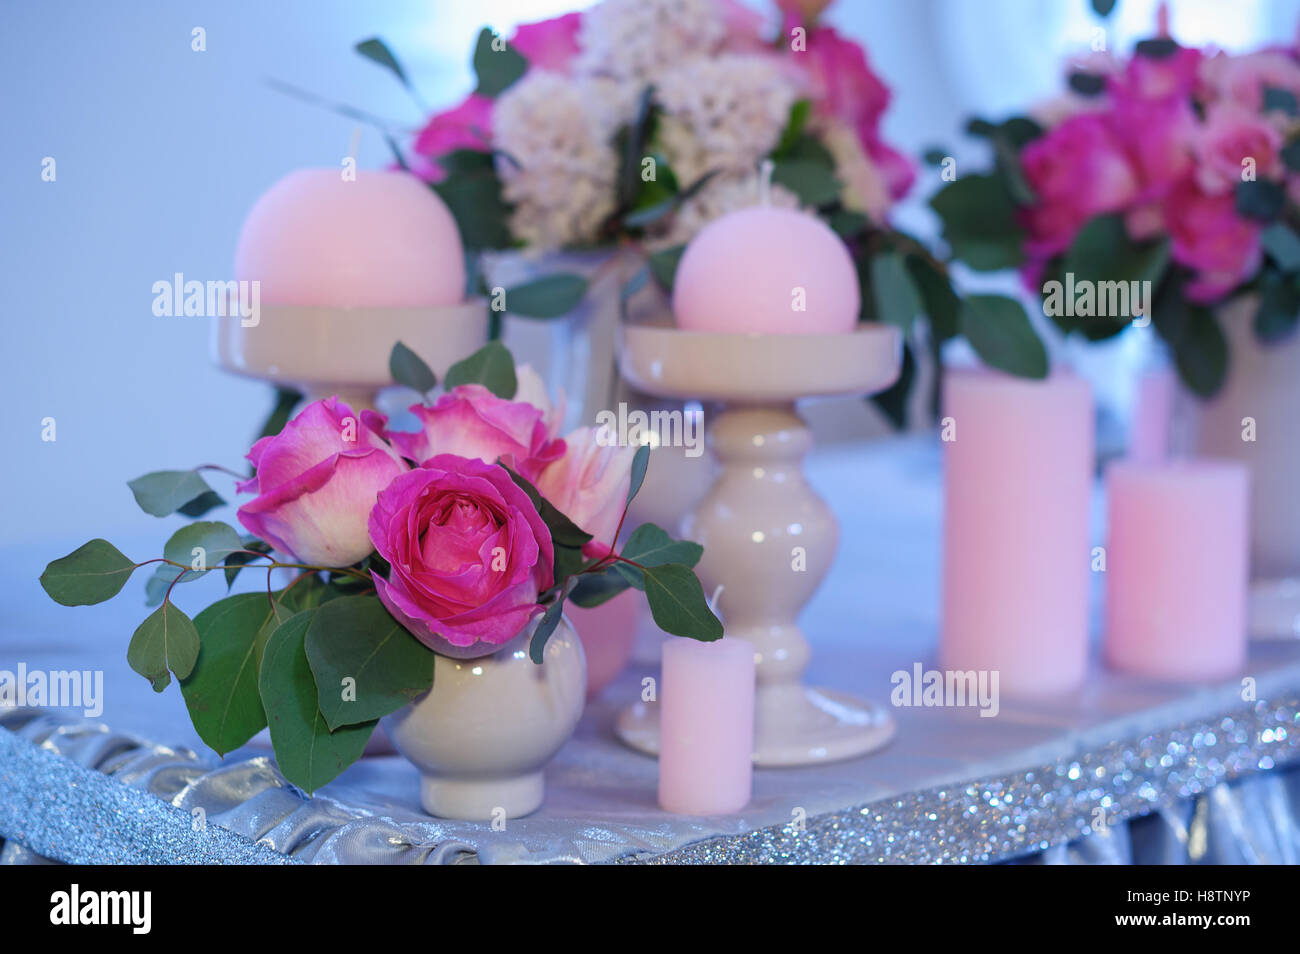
[[758, 159, 774, 207], [708, 584, 725, 616], [348, 125, 363, 165]]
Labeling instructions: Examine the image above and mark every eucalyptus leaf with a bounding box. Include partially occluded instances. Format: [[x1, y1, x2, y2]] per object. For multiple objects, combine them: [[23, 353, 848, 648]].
[[158, 521, 244, 584], [472, 27, 527, 97], [1256, 274, 1300, 343], [178, 491, 225, 518], [1261, 222, 1300, 273], [444, 340, 517, 398], [40, 539, 136, 606], [959, 295, 1049, 379], [355, 38, 416, 97], [626, 443, 651, 507], [569, 567, 632, 608], [260, 609, 377, 794], [503, 274, 588, 319], [770, 158, 840, 207], [304, 596, 435, 730], [127, 470, 216, 518], [870, 251, 923, 335], [1237, 179, 1285, 222], [648, 245, 685, 291], [1172, 306, 1228, 398], [389, 341, 437, 394], [929, 174, 1026, 272], [128, 602, 200, 692], [258, 387, 302, 440], [529, 596, 568, 664], [642, 563, 723, 641]]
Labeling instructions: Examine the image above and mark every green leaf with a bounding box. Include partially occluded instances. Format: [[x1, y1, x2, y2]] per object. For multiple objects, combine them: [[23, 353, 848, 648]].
[[770, 158, 840, 207], [178, 491, 225, 518], [259, 609, 376, 794], [774, 99, 813, 156], [959, 294, 1048, 379], [181, 592, 296, 755], [443, 340, 517, 398], [128, 602, 200, 692], [1056, 214, 1170, 340], [127, 469, 216, 518], [626, 443, 651, 507], [870, 339, 916, 430], [224, 538, 272, 588], [929, 174, 1025, 271], [529, 596, 567, 664], [648, 245, 685, 291], [432, 155, 512, 250], [1091, 0, 1116, 15], [615, 86, 658, 211], [157, 521, 244, 584], [1282, 138, 1300, 172], [503, 274, 589, 319], [257, 387, 301, 440], [472, 27, 527, 97], [389, 340, 437, 394], [1237, 179, 1285, 222], [870, 251, 923, 335], [1263, 86, 1299, 116], [642, 563, 723, 641], [1255, 273, 1300, 343], [1261, 222, 1300, 273], [355, 38, 415, 95], [906, 255, 960, 342], [1136, 37, 1179, 59], [40, 539, 136, 606], [1068, 72, 1107, 96], [144, 566, 171, 608], [569, 567, 632, 608], [303, 596, 434, 730], [1172, 306, 1228, 397], [622, 523, 703, 569]]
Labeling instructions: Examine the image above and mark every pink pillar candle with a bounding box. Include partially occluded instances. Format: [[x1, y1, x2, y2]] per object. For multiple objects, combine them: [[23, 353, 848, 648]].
[[1104, 460, 1249, 680], [658, 638, 755, 816], [234, 169, 465, 307], [1130, 369, 1173, 463], [940, 369, 1094, 696]]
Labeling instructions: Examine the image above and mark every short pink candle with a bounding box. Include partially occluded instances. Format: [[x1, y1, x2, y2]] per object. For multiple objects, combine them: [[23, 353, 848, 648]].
[[940, 369, 1094, 696], [1130, 369, 1173, 463], [658, 638, 755, 816], [672, 205, 859, 334], [1104, 460, 1249, 680], [234, 168, 465, 307]]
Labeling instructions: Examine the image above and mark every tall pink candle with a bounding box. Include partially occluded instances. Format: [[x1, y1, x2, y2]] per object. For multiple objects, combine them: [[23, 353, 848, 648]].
[[940, 369, 1094, 696], [1104, 460, 1249, 680], [658, 638, 755, 815], [1130, 369, 1173, 463]]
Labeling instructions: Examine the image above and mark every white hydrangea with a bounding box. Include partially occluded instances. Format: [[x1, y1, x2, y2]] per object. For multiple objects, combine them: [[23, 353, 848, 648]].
[[654, 55, 802, 185], [492, 71, 628, 250], [817, 118, 890, 221], [653, 170, 802, 249], [576, 0, 730, 84]]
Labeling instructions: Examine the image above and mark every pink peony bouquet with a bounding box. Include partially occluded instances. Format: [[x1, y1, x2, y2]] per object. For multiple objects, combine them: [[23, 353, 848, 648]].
[[40, 342, 719, 792], [931, 29, 1300, 396]]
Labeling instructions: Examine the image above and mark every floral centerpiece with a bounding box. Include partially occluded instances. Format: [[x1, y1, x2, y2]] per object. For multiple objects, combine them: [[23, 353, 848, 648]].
[[39, 342, 720, 801], [346, 0, 1049, 424], [929, 26, 1300, 396]]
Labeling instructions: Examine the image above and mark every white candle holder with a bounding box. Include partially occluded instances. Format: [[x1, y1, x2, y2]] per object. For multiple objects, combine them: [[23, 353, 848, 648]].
[[615, 323, 902, 767], [212, 301, 490, 409]]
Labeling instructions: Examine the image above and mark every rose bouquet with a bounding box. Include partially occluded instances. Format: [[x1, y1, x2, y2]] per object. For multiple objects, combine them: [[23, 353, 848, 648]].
[[39, 342, 720, 793], [344, 0, 1048, 424], [930, 28, 1300, 396]]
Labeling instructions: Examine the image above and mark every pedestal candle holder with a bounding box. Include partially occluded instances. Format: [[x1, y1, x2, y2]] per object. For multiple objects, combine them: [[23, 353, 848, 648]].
[[212, 301, 489, 409], [615, 323, 902, 767]]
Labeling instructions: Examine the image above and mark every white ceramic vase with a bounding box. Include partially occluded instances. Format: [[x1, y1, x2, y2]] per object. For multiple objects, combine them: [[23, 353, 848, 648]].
[[381, 616, 586, 821], [1176, 295, 1300, 578]]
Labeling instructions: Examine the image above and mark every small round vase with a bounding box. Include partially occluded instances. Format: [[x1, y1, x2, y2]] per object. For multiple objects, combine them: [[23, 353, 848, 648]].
[[382, 616, 586, 821]]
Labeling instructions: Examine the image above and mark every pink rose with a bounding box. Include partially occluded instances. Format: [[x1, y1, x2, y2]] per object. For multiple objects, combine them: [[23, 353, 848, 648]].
[[381, 384, 564, 482], [1109, 44, 1201, 103], [236, 397, 407, 567], [1202, 50, 1300, 114], [535, 427, 636, 553], [1020, 113, 1140, 258], [1109, 95, 1197, 205], [510, 13, 581, 73], [413, 94, 493, 177], [1194, 104, 1283, 195], [367, 455, 554, 655], [1165, 180, 1261, 303]]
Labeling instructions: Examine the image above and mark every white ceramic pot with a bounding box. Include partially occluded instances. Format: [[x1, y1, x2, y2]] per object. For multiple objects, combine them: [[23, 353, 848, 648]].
[[1177, 295, 1300, 578], [381, 616, 586, 821]]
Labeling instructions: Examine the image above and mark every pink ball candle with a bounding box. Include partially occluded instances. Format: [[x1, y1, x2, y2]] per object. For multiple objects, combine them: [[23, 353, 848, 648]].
[[234, 169, 465, 307], [940, 369, 1094, 696], [672, 205, 859, 334], [658, 637, 755, 816], [1104, 460, 1249, 681]]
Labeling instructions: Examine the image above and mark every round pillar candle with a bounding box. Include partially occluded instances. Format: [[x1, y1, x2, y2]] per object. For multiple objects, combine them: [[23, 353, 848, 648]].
[[1104, 460, 1249, 680], [234, 168, 465, 307], [658, 637, 755, 815], [940, 369, 1094, 696], [671, 205, 859, 334]]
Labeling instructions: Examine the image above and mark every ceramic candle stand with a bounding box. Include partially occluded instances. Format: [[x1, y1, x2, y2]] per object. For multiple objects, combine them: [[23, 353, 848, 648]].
[[212, 300, 489, 410], [614, 323, 901, 767]]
